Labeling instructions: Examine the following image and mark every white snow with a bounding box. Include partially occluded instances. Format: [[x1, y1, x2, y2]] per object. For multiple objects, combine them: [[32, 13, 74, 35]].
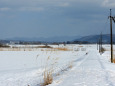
[[0, 44, 115, 86]]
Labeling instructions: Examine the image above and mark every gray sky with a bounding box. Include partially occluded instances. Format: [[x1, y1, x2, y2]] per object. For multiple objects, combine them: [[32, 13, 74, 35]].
[[0, 0, 115, 39]]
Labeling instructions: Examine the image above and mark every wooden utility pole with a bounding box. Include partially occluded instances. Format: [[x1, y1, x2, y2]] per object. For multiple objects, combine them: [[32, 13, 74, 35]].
[[101, 32, 102, 52], [99, 38, 101, 53], [97, 39, 98, 50], [109, 9, 114, 63], [99, 32, 103, 54], [110, 9, 113, 63]]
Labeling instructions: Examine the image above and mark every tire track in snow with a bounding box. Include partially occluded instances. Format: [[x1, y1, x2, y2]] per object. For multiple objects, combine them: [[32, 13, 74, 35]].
[[97, 54, 114, 86], [59, 50, 115, 86], [75, 50, 114, 86], [73, 51, 90, 67]]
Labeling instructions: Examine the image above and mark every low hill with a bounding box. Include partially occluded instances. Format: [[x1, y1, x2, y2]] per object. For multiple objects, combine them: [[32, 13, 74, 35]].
[[74, 34, 115, 43]]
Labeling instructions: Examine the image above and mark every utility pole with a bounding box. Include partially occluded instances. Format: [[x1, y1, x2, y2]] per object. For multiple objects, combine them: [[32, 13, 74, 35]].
[[99, 32, 102, 54], [101, 32, 102, 52], [109, 9, 115, 63], [110, 9, 113, 63], [99, 38, 101, 53], [97, 39, 98, 50]]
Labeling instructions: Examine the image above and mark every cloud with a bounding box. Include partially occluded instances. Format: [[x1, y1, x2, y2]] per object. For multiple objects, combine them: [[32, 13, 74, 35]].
[[19, 7, 44, 11], [0, 7, 44, 12], [58, 2, 69, 7], [0, 0, 102, 12], [102, 0, 115, 8], [0, 7, 11, 11], [0, 0, 111, 38]]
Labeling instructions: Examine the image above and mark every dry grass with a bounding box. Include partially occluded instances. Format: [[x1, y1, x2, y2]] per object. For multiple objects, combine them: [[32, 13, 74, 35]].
[[113, 55, 115, 63], [0, 45, 52, 51], [100, 47, 106, 53], [41, 49, 44, 51], [102, 47, 115, 51], [0, 46, 72, 51], [41, 69, 53, 86], [37, 46, 52, 48], [0, 47, 40, 51], [47, 56, 50, 60], [113, 59, 115, 63], [54, 47, 70, 51], [104, 49, 110, 51], [105, 49, 115, 51], [0, 48, 21, 51], [41, 59, 73, 86], [41, 56, 55, 86], [68, 62, 73, 69], [110, 55, 115, 63], [44, 47, 71, 51], [78, 46, 83, 47]]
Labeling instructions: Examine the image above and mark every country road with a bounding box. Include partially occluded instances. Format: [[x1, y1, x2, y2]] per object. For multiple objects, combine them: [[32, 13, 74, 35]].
[[50, 49, 115, 86]]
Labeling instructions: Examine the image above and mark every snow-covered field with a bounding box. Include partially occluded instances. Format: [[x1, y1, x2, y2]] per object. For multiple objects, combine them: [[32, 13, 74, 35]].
[[0, 44, 115, 86]]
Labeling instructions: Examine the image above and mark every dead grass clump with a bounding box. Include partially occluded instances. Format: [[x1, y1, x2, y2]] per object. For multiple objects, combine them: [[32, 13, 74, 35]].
[[47, 56, 50, 60], [113, 55, 115, 63], [38, 46, 52, 48], [42, 69, 53, 86], [105, 49, 109, 51], [68, 62, 73, 69], [54, 48, 69, 51], [113, 59, 115, 63], [100, 47, 106, 53], [41, 49, 44, 51], [78, 46, 83, 47], [0, 48, 3, 51], [105, 49, 115, 51]]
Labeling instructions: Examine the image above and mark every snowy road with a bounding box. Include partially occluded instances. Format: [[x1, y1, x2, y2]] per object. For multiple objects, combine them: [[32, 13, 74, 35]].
[[50, 50, 115, 86]]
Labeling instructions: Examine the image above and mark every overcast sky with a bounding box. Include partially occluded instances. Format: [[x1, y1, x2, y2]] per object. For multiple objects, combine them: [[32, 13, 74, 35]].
[[0, 0, 115, 39]]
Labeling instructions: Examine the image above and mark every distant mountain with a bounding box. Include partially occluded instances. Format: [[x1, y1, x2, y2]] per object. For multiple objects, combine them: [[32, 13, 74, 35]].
[[6, 36, 81, 42], [74, 34, 115, 43], [3, 34, 115, 44]]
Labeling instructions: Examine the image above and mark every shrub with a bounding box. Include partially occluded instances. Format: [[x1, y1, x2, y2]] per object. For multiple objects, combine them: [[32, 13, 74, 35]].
[[0, 43, 10, 48], [100, 47, 106, 53], [101, 47, 106, 53]]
